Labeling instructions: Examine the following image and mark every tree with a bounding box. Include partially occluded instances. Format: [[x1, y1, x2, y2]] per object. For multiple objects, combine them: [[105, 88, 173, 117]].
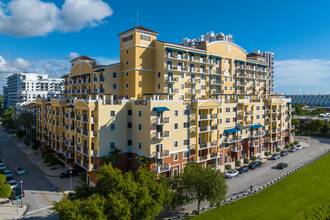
[[172, 163, 227, 213], [243, 157, 250, 164], [291, 119, 300, 126], [285, 144, 290, 149], [251, 155, 257, 161], [225, 164, 232, 171], [15, 112, 36, 145], [0, 174, 11, 199], [235, 160, 241, 167], [1, 107, 15, 130], [53, 163, 173, 220], [104, 148, 122, 164], [305, 119, 325, 134]]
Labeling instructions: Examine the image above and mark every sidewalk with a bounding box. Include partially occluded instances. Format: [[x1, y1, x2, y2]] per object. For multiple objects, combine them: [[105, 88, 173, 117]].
[[0, 200, 27, 220], [9, 135, 82, 196]]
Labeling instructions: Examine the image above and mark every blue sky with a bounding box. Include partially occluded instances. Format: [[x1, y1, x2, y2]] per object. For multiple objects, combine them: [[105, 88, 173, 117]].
[[0, 0, 330, 94]]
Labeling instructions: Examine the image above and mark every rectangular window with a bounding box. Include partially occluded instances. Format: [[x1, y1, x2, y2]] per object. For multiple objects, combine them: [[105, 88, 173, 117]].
[[174, 153, 179, 161], [112, 72, 117, 78], [174, 141, 178, 148], [157, 72, 161, 78], [126, 83, 129, 88], [127, 140, 132, 146], [157, 83, 161, 89], [112, 83, 117, 90], [138, 110, 142, 118], [183, 110, 190, 116], [226, 107, 230, 113], [138, 123, 142, 131], [226, 118, 230, 123], [233, 117, 237, 122], [183, 151, 190, 159], [256, 115, 260, 119], [174, 110, 179, 117], [128, 109, 132, 116], [181, 84, 184, 90], [256, 106, 260, 110], [174, 123, 179, 130], [127, 122, 132, 128], [183, 122, 190, 128], [110, 142, 115, 149], [183, 139, 190, 146], [110, 110, 116, 117], [140, 34, 151, 41], [138, 142, 142, 150], [181, 73, 184, 78], [110, 123, 116, 131]]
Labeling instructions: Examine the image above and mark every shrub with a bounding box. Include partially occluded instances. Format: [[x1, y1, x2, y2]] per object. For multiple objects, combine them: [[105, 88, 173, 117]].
[[44, 153, 53, 163], [251, 155, 257, 161], [276, 147, 281, 152], [243, 157, 250, 164], [42, 150, 51, 159], [16, 129, 25, 138], [290, 143, 294, 148], [225, 164, 232, 171], [294, 140, 298, 145], [264, 151, 270, 156], [32, 143, 39, 150], [285, 144, 290, 149], [49, 157, 59, 166], [235, 160, 241, 167], [80, 173, 86, 182]]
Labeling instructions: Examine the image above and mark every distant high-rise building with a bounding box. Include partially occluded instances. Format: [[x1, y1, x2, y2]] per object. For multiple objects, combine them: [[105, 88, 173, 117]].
[[286, 94, 330, 107], [5, 73, 63, 108]]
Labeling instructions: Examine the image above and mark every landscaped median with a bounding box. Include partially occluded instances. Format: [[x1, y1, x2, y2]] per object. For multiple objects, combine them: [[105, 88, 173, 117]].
[[190, 152, 330, 220]]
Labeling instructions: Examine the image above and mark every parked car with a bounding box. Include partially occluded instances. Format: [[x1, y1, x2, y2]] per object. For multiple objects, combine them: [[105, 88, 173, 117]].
[[7, 180, 18, 189], [296, 145, 303, 150], [60, 169, 78, 179], [3, 170, 12, 179], [271, 153, 281, 160], [238, 166, 249, 174], [289, 147, 297, 152], [11, 186, 24, 200], [0, 163, 6, 170], [225, 170, 239, 179], [15, 167, 26, 175], [249, 161, 262, 169], [280, 150, 288, 157], [7, 129, 16, 134], [277, 162, 288, 169]]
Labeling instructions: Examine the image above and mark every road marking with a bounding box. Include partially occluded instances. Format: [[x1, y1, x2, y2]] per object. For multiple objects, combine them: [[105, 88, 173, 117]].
[[41, 192, 53, 205], [305, 148, 317, 155], [25, 205, 54, 215]]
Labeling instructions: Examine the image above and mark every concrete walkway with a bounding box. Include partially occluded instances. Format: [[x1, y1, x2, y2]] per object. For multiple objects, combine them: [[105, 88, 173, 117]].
[[0, 199, 27, 220], [9, 135, 82, 196]]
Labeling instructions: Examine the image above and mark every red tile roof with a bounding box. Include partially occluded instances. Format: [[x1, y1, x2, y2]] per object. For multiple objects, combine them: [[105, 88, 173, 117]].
[[117, 26, 159, 36], [247, 52, 263, 57], [70, 55, 96, 62]]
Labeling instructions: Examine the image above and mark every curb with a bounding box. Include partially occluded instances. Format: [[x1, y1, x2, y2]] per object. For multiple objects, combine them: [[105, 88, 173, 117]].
[[60, 182, 70, 198], [35, 162, 60, 177]]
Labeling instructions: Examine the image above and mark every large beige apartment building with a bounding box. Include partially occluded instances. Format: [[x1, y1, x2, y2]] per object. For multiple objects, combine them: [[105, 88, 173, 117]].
[[36, 26, 294, 186]]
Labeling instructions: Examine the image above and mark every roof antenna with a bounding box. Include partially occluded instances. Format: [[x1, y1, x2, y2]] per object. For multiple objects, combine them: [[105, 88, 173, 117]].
[[137, 8, 139, 26]]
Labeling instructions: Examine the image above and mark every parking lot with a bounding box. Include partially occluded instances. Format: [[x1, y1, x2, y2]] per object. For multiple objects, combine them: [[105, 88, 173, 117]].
[[178, 136, 330, 215]]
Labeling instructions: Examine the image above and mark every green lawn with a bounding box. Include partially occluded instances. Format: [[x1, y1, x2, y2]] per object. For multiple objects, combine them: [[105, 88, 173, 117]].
[[191, 153, 330, 220]]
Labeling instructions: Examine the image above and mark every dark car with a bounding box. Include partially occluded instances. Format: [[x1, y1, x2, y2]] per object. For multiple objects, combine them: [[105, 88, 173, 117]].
[[249, 161, 262, 169], [10, 186, 25, 200], [280, 150, 288, 157], [277, 163, 288, 169], [7, 129, 16, 134], [238, 166, 249, 174], [60, 169, 78, 179]]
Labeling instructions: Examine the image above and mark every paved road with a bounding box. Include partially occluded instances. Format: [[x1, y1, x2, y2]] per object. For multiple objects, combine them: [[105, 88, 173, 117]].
[[0, 128, 63, 219], [169, 136, 330, 216]]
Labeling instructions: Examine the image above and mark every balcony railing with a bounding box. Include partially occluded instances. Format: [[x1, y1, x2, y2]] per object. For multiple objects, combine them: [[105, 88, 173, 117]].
[[152, 117, 170, 125], [152, 150, 170, 158], [154, 163, 170, 173], [224, 136, 242, 143], [152, 131, 170, 139]]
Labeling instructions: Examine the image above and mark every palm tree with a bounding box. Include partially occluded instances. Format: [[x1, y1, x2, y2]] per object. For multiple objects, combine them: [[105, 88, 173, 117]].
[[105, 148, 122, 164], [16, 112, 36, 145]]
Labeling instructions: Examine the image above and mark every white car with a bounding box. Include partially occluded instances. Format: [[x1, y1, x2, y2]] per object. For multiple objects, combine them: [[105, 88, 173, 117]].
[[3, 170, 12, 179], [296, 145, 303, 150], [225, 170, 239, 179], [7, 180, 18, 189], [15, 167, 26, 175], [0, 163, 6, 170]]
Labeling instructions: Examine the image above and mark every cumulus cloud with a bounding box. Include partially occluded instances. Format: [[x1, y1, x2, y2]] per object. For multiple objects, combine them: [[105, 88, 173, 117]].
[[274, 59, 330, 94], [65, 52, 80, 60], [0, 56, 34, 73], [0, 0, 113, 37]]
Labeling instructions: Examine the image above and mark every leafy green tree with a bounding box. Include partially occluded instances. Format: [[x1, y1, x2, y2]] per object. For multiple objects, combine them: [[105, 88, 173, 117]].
[[285, 144, 290, 149], [1, 107, 15, 130], [276, 147, 281, 152], [321, 123, 330, 134], [243, 157, 250, 164], [171, 163, 227, 213], [225, 164, 231, 171], [104, 148, 122, 164], [15, 112, 36, 145], [251, 155, 257, 161], [306, 119, 325, 134], [264, 152, 270, 156], [0, 174, 11, 199], [291, 119, 300, 126]]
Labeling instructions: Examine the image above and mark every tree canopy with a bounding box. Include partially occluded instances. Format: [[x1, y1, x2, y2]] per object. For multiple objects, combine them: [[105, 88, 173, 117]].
[[0, 174, 11, 199]]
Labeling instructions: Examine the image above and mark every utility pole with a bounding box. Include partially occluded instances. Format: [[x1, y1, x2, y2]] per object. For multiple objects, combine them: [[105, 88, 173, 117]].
[[20, 180, 23, 208], [70, 170, 72, 192]]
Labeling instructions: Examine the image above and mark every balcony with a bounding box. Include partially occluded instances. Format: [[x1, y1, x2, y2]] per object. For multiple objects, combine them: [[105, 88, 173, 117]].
[[291, 107, 295, 111], [91, 117, 97, 123], [154, 163, 170, 173], [210, 89, 224, 94], [152, 150, 170, 159], [199, 143, 209, 150], [210, 125, 218, 131], [76, 127, 81, 134], [251, 131, 265, 137], [245, 111, 253, 115], [235, 82, 247, 86], [165, 88, 179, 94], [152, 117, 170, 125], [152, 131, 170, 139], [76, 115, 81, 121], [198, 126, 209, 133], [211, 140, 218, 147], [224, 136, 242, 143], [199, 114, 209, 120], [186, 78, 201, 85], [249, 142, 259, 147], [91, 131, 97, 137], [165, 53, 187, 60], [210, 79, 224, 85], [190, 89, 201, 94], [82, 130, 88, 136], [82, 116, 88, 123], [211, 113, 218, 119], [190, 114, 196, 121], [166, 65, 187, 72], [76, 145, 82, 152], [198, 154, 210, 162], [165, 76, 179, 83], [232, 147, 242, 152]]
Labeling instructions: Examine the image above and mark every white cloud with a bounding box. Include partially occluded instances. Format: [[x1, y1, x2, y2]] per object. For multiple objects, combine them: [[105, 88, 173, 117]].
[[0, 0, 112, 37], [274, 59, 330, 94], [0, 56, 34, 73], [66, 52, 80, 60]]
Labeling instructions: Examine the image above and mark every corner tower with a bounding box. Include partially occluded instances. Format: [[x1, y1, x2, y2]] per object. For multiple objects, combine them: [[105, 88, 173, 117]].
[[118, 26, 159, 99]]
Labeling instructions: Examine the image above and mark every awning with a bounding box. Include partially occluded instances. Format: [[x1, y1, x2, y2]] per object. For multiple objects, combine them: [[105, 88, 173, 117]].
[[61, 75, 68, 78], [94, 68, 104, 72], [81, 73, 91, 77], [153, 107, 170, 112], [66, 105, 75, 108], [209, 55, 223, 59], [165, 47, 187, 53], [250, 124, 264, 129], [288, 102, 294, 104], [71, 75, 80, 78], [224, 128, 242, 133], [235, 60, 246, 63], [188, 51, 207, 56]]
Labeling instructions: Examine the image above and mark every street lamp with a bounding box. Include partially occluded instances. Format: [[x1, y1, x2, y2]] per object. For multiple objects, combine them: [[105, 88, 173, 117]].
[[69, 170, 72, 192], [20, 180, 23, 208]]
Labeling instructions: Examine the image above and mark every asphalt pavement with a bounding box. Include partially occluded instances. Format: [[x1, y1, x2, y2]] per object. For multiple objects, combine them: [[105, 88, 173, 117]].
[[0, 128, 63, 219]]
